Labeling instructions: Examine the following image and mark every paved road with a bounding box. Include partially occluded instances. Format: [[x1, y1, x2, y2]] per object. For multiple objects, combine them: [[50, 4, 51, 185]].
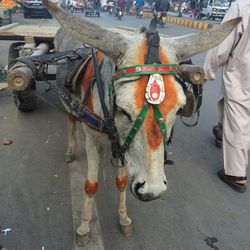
[[0, 11, 250, 250]]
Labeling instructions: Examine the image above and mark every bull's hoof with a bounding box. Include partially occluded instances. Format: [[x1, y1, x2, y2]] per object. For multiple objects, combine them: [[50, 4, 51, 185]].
[[65, 154, 76, 163], [76, 232, 89, 247], [120, 223, 133, 237]]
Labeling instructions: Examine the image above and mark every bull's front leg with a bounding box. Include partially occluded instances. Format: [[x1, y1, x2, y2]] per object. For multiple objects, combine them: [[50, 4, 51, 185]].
[[116, 167, 132, 237], [65, 115, 77, 163], [76, 132, 99, 246]]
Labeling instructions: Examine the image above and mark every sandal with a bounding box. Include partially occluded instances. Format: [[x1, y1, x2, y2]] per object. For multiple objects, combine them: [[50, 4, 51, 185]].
[[213, 123, 223, 148], [217, 169, 247, 193]]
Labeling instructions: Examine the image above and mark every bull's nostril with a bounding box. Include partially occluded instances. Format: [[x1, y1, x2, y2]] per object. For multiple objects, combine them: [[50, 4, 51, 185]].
[[164, 180, 167, 185], [134, 181, 145, 196]]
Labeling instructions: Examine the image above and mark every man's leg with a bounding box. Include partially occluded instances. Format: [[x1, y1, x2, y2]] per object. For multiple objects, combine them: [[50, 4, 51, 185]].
[[217, 134, 248, 193], [223, 136, 248, 178], [213, 98, 224, 148]]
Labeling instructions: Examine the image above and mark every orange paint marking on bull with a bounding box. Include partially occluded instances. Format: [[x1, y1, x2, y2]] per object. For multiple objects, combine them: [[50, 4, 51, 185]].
[[134, 40, 178, 151], [85, 180, 99, 197], [116, 176, 128, 192], [68, 115, 76, 123]]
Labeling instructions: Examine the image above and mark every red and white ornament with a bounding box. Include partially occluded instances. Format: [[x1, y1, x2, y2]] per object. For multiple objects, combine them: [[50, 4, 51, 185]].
[[145, 74, 165, 104]]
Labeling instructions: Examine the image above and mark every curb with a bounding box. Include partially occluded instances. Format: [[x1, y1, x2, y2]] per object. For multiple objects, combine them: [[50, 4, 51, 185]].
[[142, 12, 215, 30], [163, 16, 215, 30]]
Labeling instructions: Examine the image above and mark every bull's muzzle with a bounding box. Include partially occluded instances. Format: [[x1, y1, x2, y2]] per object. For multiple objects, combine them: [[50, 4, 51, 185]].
[[130, 178, 167, 202]]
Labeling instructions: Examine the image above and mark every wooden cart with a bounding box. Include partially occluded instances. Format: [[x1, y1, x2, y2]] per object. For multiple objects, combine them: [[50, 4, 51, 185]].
[[0, 23, 59, 111]]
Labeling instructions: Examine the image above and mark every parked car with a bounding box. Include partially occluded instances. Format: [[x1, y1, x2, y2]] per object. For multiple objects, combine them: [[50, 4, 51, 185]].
[[65, 0, 84, 12], [23, 0, 52, 18], [200, 0, 229, 20]]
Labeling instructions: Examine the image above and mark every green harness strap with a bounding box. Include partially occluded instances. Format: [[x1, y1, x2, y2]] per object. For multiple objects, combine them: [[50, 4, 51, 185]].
[[120, 102, 149, 154], [153, 105, 168, 144], [120, 102, 168, 154]]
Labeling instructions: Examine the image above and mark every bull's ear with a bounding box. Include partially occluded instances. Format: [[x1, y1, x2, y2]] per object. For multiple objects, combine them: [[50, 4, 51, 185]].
[[165, 17, 242, 61], [42, 0, 130, 62]]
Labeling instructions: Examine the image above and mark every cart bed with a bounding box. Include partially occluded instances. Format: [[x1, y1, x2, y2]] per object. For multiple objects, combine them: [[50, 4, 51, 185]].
[[0, 23, 59, 41], [0, 23, 167, 42]]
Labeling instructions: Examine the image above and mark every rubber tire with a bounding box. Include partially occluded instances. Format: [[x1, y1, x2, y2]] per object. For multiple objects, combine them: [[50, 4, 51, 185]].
[[9, 42, 37, 112]]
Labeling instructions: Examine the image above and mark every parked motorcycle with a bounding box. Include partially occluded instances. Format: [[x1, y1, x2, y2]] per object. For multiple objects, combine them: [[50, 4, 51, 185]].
[[108, 6, 115, 15], [136, 7, 143, 18], [153, 9, 166, 28], [115, 7, 123, 20]]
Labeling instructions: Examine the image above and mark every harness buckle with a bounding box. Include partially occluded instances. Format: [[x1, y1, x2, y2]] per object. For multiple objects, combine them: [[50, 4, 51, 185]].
[[135, 66, 142, 72]]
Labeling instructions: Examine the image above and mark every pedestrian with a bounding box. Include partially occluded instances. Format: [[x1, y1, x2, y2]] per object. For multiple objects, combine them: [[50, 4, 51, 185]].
[[117, 0, 126, 10], [203, 0, 250, 193], [181, 1, 188, 14], [135, 0, 144, 10], [189, 0, 196, 18], [154, 0, 170, 12], [125, 0, 133, 14], [153, 0, 170, 27]]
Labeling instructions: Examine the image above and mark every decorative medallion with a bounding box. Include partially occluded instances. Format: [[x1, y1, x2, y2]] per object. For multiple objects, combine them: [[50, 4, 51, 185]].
[[145, 74, 165, 104]]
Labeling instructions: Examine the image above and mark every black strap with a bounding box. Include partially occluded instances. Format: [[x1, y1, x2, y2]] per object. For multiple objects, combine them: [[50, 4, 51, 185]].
[[8, 47, 92, 82], [90, 49, 122, 160], [175, 59, 204, 127], [91, 49, 110, 123], [145, 17, 160, 64], [193, 84, 203, 110]]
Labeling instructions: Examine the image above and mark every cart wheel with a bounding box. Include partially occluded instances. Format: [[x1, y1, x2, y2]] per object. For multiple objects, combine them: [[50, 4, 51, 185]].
[[9, 42, 37, 112], [13, 85, 37, 112]]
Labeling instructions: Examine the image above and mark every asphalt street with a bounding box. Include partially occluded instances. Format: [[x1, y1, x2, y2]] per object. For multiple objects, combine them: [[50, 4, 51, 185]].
[[0, 11, 250, 250]]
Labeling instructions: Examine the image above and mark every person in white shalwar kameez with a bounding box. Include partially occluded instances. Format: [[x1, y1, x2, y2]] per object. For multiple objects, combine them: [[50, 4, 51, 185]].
[[203, 0, 250, 193]]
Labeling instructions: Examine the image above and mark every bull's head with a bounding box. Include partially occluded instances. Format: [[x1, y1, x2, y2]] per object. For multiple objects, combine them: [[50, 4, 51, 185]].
[[43, 0, 240, 201]]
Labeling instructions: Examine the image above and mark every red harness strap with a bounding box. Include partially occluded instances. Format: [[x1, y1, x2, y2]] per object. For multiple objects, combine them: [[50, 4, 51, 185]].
[[113, 64, 177, 80]]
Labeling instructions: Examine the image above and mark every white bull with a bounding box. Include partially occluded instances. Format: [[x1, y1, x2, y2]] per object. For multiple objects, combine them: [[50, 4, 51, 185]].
[[43, 0, 240, 245]]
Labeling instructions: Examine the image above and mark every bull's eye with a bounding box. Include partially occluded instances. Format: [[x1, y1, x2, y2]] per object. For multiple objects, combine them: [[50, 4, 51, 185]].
[[117, 107, 132, 123]]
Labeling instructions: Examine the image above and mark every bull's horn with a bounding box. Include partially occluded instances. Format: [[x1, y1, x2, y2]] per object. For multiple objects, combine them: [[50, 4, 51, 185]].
[[166, 17, 242, 61], [42, 0, 129, 61]]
